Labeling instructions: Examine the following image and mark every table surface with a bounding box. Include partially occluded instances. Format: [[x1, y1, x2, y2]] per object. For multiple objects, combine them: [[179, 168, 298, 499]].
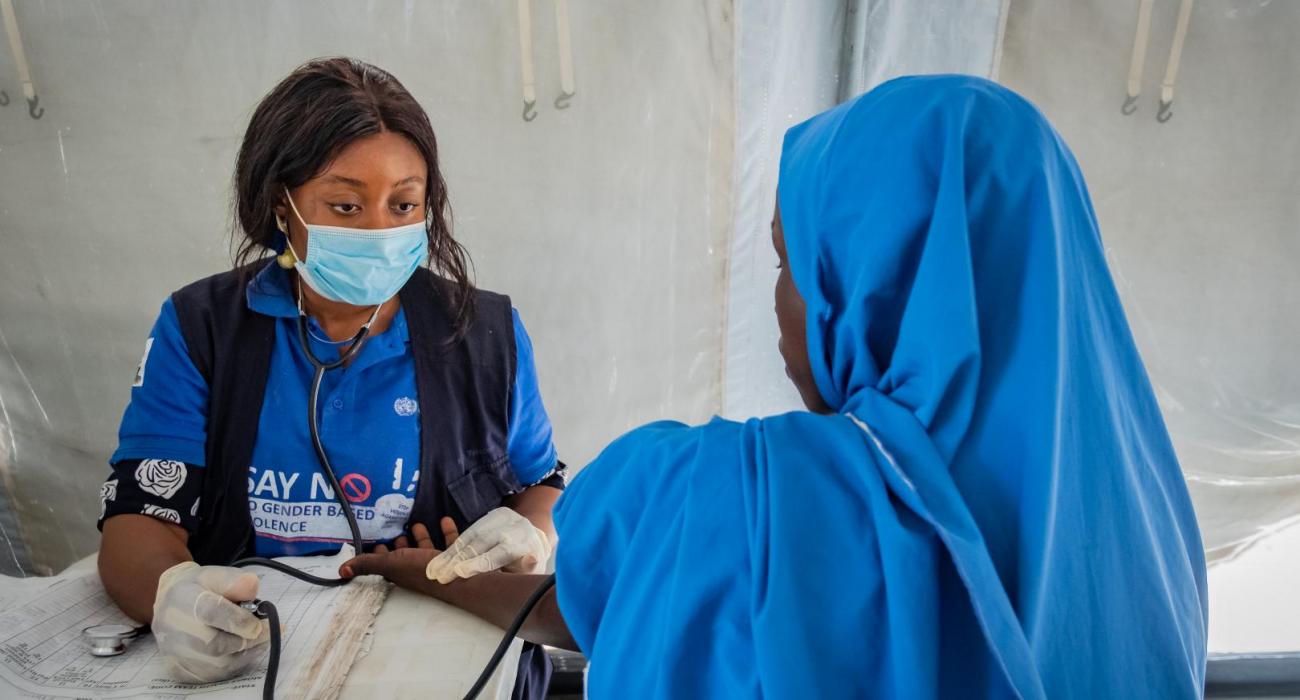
[[342, 585, 520, 700], [1, 554, 520, 699]]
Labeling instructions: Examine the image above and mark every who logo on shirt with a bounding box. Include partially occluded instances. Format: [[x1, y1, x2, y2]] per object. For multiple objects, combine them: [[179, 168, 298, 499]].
[[393, 397, 418, 417]]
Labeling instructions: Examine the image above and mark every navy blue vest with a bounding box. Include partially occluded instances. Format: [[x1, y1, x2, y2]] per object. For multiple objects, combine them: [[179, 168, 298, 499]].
[[170, 265, 543, 565]]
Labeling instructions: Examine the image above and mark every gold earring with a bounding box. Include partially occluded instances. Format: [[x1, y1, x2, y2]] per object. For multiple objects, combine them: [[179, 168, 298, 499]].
[[275, 215, 297, 268]]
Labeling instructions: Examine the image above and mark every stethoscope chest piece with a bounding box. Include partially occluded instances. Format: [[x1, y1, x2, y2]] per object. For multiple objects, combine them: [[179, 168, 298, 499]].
[[82, 623, 144, 657]]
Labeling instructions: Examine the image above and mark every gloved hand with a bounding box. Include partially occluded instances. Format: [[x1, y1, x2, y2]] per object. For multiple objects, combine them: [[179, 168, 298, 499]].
[[151, 561, 271, 683], [424, 507, 551, 583]]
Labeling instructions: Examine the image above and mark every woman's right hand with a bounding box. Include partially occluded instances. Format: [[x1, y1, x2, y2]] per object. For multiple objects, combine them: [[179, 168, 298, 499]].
[[151, 562, 271, 683]]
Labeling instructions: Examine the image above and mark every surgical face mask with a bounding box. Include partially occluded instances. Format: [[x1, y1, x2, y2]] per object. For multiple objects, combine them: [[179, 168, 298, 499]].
[[281, 188, 429, 307]]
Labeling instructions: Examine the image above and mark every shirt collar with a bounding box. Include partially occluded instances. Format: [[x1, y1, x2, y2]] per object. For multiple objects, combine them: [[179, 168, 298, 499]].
[[244, 261, 410, 347], [246, 261, 299, 319]]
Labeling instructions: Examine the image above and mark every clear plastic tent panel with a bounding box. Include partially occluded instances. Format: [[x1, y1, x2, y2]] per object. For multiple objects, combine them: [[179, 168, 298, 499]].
[[0, 0, 733, 576]]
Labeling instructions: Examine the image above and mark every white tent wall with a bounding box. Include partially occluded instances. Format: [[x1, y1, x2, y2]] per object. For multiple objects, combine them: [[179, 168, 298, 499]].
[[0, 0, 734, 576], [724, 0, 1006, 421], [724, 0, 845, 421], [839, 0, 1008, 99], [997, 0, 1300, 651]]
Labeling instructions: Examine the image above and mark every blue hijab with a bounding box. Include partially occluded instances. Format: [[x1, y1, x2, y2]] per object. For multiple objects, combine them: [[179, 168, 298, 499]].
[[554, 76, 1207, 698]]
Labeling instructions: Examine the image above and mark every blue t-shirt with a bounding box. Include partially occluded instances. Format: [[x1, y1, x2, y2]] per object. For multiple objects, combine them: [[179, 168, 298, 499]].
[[103, 264, 559, 557]]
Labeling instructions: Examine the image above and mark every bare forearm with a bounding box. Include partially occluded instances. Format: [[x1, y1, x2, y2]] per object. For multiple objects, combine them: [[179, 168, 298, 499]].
[[442, 573, 575, 650], [98, 515, 192, 623], [407, 570, 576, 650], [506, 484, 561, 545]]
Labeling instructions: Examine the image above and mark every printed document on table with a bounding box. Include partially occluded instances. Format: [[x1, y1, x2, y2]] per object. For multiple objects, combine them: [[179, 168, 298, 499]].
[[0, 547, 388, 699]]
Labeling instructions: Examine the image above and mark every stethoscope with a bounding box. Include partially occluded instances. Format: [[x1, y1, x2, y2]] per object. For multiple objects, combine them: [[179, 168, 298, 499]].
[[82, 282, 374, 697], [83, 277, 554, 699]]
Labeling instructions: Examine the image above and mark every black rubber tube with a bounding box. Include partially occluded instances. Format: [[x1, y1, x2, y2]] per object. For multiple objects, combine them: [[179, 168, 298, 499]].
[[461, 574, 557, 700], [258, 600, 281, 700]]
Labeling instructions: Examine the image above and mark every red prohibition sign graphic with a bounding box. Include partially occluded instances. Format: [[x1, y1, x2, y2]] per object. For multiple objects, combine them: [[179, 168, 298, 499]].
[[339, 473, 371, 503]]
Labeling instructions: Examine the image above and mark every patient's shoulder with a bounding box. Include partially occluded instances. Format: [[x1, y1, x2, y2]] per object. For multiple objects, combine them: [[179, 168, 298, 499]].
[[596, 411, 854, 465]]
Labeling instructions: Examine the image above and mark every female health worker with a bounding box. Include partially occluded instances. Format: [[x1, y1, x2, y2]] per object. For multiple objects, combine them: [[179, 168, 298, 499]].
[[345, 76, 1209, 698], [95, 58, 564, 696]]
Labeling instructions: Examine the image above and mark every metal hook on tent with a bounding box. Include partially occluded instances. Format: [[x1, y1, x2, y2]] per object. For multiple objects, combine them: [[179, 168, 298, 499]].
[[1156, 99, 1173, 123], [553, 0, 576, 111], [2, 0, 42, 119], [1122, 0, 1154, 117], [1120, 94, 1138, 115], [1156, 0, 1193, 125], [517, 0, 538, 123]]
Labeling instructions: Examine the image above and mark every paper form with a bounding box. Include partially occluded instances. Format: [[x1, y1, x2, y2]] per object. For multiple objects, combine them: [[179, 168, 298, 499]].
[[0, 547, 388, 699]]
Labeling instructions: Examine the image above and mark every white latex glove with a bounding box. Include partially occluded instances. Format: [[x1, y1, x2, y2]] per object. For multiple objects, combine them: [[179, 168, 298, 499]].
[[424, 507, 551, 583], [151, 561, 271, 683]]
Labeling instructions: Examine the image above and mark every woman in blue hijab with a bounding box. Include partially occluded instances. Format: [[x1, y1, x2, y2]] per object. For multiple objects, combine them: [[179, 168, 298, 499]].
[[344, 75, 1208, 698]]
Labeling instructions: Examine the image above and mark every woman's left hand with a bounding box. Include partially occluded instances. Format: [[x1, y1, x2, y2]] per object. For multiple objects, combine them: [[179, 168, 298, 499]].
[[425, 507, 551, 584]]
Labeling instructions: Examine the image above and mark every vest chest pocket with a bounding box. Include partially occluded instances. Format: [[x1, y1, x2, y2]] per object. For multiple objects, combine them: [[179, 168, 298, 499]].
[[447, 455, 519, 526]]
